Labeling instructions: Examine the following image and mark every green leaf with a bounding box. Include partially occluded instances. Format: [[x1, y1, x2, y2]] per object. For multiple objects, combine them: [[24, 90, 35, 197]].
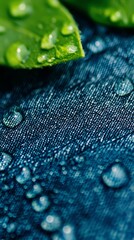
[[0, 0, 84, 69], [64, 0, 134, 27]]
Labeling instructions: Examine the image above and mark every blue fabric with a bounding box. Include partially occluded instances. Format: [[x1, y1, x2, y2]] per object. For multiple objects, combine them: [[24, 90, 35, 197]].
[[0, 11, 134, 240]]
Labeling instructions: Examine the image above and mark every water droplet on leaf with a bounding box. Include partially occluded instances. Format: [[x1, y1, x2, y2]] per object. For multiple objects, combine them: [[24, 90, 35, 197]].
[[102, 162, 130, 188], [0, 152, 12, 171], [47, 0, 59, 7], [61, 24, 74, 36], [41, 32, 57, 50], [16, 167, 31, 184], [6, 42, 30, 67], [0, 25, 6, 34], [37, 54, 47, 63], [9, 0, 32, 18], [32, 196, 50, 212], [41, 214, 61, 232], [3, 107, 23, 128]]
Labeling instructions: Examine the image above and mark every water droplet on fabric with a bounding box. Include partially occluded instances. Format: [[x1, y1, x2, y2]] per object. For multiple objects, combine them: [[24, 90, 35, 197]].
[[102, 162, 130, 188], [3, 107, 23, 128], [41, 214, 61, 232], [32, 196, 50, 212], [88, 37, 106, 54], [61, 24, 74, 36], [6, 42, 30, 67], [26, 184, 42, 199], [0, 152, 12, 171], [16, 167, 31, 184], [0, 25, 6, 34], [62, 225, 76, 240], [41, 31, 57, 50], [9, 0, 32, 18], [115, 79, 133, 96], [6, 222, 16, 233]]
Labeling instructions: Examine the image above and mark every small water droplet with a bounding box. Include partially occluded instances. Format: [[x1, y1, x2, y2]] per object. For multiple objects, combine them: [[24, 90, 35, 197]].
[[9, 0, 32, 18], [37, 54, 47, 63], [6, 222, 16, 233], [62, 225, 76, 240], [61, 24, 74, 36], [26, 184, 42, 199], [102, 162, 130, 188], [16, 167, 31, 184], [115, 79, 134, 96], [41, 32, 57, 50], [3, 107, 23, 128], [0, 152, 12, 171], [41, 214, 61, 232], [67, 45, 78, 54], [0, 25, 6, 34], [47, 0, 59, 7], [110, 11, 122, 22], [6, 42, 30, 67], [129, 134, 134, 143], [88, 37, 105, 54], [32, 196, 50, 212]]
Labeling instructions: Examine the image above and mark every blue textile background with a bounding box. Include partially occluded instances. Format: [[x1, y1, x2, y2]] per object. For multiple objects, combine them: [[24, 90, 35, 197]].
[[0, 10, 134, 240]]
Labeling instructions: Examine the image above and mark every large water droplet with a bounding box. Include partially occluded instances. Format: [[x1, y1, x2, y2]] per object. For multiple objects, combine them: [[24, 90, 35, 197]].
[[32, 196, 50, 212], [115, 79, 133, 96], [26, 184, 42, 199], [6, 42, 30, 67], [0, 152, 12, 171], [41, 214, 61, 232], [61, 24, 74, 36], [3, 107, 23, 128], [0, 25, 6, 34], [9, 0, 32, 18], [41, 32, 57, 50], [16, 167, 31, 184], [102, 162, 130, 188]]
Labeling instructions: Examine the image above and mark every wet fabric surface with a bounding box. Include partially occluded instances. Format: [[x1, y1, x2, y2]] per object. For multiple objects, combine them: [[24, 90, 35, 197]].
[[0, 10, 134, 240]]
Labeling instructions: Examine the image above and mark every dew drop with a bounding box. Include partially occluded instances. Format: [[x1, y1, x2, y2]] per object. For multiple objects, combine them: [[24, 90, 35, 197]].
[[32, 196, 50, 212], [110, 11, 122, 23], [6, 42, 30, 67], [16, 167, 31, 184], [41, 32, 57, 50], [61, 24, 74, 36], [37, 54, 47, 63], [115, 79, 134, 96], [26, 184, 42, 199], [67, 45, 78, 54], [0, 25, 6, 34], [3, 107, 23, 128], [9, 0, 32, 18], [0, 152, 12, 171], [41, 214, 61, 232], [102, 162, 130, 188], [47, 0, 59, 7]]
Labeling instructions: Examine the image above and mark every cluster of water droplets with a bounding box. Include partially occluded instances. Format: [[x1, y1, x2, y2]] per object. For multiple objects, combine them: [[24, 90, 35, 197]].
[[0, 0, 77, 67]]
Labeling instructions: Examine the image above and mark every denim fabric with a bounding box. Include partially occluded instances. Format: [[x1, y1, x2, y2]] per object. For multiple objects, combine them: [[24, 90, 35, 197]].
[[0, 10, 134, 240]]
